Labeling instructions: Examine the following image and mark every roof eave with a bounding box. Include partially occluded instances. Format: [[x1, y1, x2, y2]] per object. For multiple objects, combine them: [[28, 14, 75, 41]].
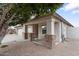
[[53, 13, 74, 27]]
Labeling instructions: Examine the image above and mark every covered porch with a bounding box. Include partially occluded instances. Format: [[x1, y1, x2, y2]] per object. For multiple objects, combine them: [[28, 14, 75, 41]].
[[24, 16, 62, 48]]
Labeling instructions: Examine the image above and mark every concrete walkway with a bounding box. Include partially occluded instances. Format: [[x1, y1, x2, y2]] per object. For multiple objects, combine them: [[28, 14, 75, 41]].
[[0, 34, 79, 56]]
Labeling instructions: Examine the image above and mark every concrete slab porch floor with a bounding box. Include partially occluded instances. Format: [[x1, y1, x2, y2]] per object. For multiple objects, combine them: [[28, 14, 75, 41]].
[[0, 38, 79, 56]]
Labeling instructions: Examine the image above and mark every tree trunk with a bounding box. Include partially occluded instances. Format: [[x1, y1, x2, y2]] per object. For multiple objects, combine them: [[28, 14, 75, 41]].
[[0, 23, 8, 43], [0, 4, 16, 44]]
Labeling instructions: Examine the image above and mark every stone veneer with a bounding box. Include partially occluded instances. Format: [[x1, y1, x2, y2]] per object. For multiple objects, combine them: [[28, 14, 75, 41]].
[[32, 34, 56, 49], [44, 35, 56, 49]]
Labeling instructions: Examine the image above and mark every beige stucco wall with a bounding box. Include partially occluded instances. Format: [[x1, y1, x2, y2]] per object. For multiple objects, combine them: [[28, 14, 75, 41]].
[[62, 22, 67, 39], [18, 28, 25, 39], [38, 23, 46, 39], [67, 27, 79, 39]]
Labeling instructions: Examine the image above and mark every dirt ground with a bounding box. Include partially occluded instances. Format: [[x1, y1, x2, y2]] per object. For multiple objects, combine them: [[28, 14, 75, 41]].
[[0, 34, 79, 56]]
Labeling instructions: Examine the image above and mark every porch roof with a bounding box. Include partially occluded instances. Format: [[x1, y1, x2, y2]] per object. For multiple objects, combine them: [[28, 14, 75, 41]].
[[25, 13, 74, 27], [25, 15, 51, 25]]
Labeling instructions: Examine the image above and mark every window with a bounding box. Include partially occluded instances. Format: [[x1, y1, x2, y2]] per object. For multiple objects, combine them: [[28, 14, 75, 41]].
[[41, 25, 47, 34]]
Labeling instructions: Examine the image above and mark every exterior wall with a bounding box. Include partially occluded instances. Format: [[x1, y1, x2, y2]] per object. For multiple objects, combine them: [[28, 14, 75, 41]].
[[38, 23, 46, 39], [55, 22, 62, 42], [18, 28, 24, 39], [67, 27, 79, 39], [54, 22, 59, 42], [62, 22, 67, 39], [27, 25, 33, 33]]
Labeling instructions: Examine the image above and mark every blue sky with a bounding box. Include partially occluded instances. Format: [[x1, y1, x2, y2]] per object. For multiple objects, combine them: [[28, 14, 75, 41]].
[[56, 3, 79, 27]]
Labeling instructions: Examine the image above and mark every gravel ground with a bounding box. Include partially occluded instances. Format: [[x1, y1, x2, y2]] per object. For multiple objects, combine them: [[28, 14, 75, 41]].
[[0, 34, 79, 56]]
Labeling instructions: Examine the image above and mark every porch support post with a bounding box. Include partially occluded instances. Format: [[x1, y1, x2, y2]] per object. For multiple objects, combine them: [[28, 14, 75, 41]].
[[47, 20, 55, 35], [46, 20, 55, 48]]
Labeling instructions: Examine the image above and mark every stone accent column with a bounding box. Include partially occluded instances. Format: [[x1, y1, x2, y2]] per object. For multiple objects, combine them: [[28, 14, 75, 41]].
[[46, 20, 55, 48], [45, 35, 55, 49]]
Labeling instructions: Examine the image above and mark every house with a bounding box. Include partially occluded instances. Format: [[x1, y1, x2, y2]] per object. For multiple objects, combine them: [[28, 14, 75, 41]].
[[22, 13, 74, 48]]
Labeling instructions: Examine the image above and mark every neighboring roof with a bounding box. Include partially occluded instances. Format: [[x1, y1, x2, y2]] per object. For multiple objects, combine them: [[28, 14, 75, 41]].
[[26, 13, 74, 27]]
